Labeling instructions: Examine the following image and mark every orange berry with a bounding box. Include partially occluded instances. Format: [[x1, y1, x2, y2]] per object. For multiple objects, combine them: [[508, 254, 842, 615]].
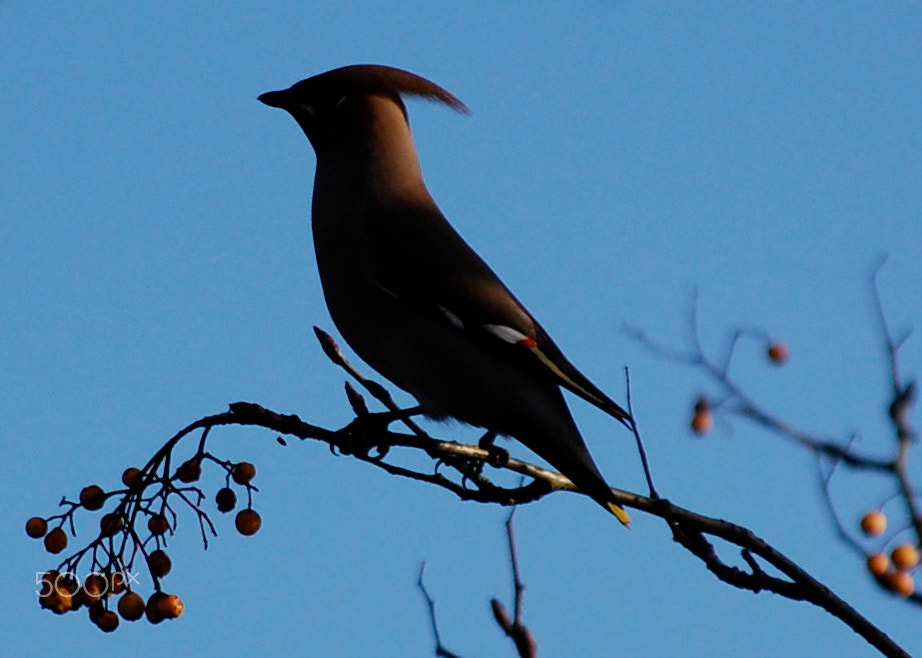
[[39, 572, 77, 614], [40, 591, 73, 615], [885, 570, 915, 597], [891, 543, 920, 571], [95, 609, 120, 632], [235, 509, 261, 536], [81, 573, 108, 603], [100, 512, 125, 537], [44, 527, 68, 554], [117, 591, 146, 621], [145, 591, 183, 623], [87, 600, 106, 623], [215, 487, 237, 513], [691, 411, 713, 435], [860, 510, 887, 537], [147, 549, 172, 578], [160, 593, 184, 619], [231, 461, 256, 485], [36, 569, 58, 598], [70, 585, 89, 612], [79, 485, 106, 511], [767, 342, 789, 365], [59, 574, 79, 593], [145, 592, 167, 624], [121, 467, 144, 490], [26, 516, 48, 539], [690, 397, 712, 434], [176, 459, 202, 483], [148, 514, 170, 536], [866, 552, 890, 577], [37, 571, 63, 613], [71, 587, 89, 611], [109, 571, 128, 595]]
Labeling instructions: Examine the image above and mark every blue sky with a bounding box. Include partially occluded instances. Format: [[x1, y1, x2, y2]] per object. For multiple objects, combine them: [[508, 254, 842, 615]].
[[3, 2, 921, 656]]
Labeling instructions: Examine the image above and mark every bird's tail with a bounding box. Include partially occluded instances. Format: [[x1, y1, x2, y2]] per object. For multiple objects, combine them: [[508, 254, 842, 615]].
[[604, 500, 631, 528], [571, 462, 631, 528]]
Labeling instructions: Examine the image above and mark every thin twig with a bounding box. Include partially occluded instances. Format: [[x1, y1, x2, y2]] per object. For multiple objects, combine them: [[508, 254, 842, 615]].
[[815, 441, 866, 557], [489, 508, 537, 658], [870, 262, 922, 545], [417, 562, 463, 658], [506, 510, 526, 626], [626, 304, 893, 471], [314, 326, 430, 438], [624, 367, 658, 498], [625, 275, 920, 638]]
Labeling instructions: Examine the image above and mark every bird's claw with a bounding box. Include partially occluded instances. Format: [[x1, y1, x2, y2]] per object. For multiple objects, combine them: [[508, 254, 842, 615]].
[[477, 431, 509, 468]]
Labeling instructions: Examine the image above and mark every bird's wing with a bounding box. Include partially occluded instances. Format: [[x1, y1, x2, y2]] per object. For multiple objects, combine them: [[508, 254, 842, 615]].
[[366, 203, 632, 427]]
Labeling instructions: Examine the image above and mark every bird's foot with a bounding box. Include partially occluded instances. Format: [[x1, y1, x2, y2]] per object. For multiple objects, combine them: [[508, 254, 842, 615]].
[[478, 431, 509, 468], [452, 432, 508, 489]]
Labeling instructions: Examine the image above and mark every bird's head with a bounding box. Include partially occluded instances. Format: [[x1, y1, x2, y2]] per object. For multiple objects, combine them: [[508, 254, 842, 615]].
[[259, 64, 468, 154]]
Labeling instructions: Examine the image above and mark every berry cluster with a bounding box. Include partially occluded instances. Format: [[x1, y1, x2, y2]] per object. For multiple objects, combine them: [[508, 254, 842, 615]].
[[26, 448, 261, 632], [860, 510, 919, 597]]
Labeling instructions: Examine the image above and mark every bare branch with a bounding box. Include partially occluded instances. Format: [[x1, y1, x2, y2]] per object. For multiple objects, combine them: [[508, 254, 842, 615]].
[[30, 320, 913, 656], [489, 508, 538, 658], [314, 326, 429, 437], [417, 563, 463, 658], [627, 311, 892, 471], [626, 270, 921, 615], [624, 367, 659, 498], [213, 400, 906, 657]]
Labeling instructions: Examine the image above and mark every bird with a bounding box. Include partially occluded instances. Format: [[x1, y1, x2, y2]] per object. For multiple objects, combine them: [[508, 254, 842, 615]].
[[259, 64, 632, 526]]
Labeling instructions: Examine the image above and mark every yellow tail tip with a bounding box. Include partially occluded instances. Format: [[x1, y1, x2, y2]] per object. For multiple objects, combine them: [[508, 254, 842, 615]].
[[607, 502, 632, 528]]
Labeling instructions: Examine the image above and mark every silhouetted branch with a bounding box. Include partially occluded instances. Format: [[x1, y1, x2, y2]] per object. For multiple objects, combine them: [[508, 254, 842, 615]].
[[624, 303, 891, 472], [816, 443, 865, 556], [625, 265, 920, 613], [28, 323, 912, 656], [870, 262, 921, 542], [175, 399, 903, 657], [29, 400, 908, 654], [417, 563, 463, 658], [490, 509, 537, 658], [624, 367, 659, 498]]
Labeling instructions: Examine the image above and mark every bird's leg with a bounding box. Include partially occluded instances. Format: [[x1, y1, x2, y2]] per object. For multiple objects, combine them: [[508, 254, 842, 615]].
[[453, 431, 508, 489], [478, 431, 509, 468]]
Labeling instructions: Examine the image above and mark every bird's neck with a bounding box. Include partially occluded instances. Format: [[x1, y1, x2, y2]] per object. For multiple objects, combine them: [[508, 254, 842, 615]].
[[313, 102, 433, 207]]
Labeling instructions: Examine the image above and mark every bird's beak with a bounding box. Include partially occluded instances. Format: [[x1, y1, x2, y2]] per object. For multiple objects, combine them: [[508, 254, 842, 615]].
[[258, 90, 289, 108]]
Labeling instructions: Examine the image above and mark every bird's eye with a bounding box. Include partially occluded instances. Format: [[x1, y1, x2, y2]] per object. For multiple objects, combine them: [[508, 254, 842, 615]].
[[308, 93, 348, 116], [296, 92, 349, 120]]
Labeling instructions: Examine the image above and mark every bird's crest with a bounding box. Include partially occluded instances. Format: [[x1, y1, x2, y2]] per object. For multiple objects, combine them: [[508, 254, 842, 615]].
[[298, 64, 469, 115]]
